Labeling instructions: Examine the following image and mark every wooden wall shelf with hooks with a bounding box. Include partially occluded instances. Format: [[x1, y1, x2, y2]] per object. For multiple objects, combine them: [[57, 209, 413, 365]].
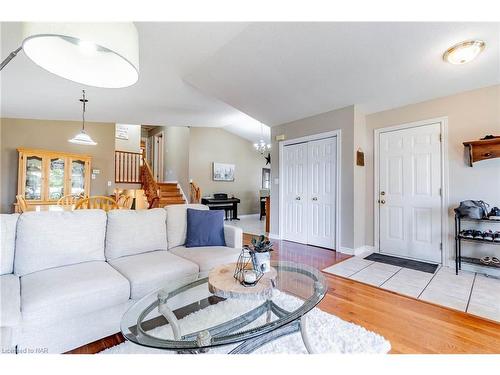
[[463, 137, 500, 167]]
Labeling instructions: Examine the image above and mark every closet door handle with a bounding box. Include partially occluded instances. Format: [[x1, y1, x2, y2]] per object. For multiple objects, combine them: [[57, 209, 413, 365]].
[[312, 197, 318, 201], [295, 196, 301, 200]]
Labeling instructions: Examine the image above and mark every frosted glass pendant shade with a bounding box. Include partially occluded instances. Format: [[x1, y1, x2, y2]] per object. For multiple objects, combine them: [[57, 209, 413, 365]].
[[68, 130, 97, 146], [21, 23, 139, 88]]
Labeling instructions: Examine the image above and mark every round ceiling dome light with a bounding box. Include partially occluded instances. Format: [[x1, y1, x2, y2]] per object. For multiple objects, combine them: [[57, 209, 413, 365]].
[[21, 23, 139, 88], [443, 40, 485, 65]]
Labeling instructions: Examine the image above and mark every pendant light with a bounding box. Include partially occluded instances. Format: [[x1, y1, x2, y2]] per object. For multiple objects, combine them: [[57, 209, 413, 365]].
[[1, 23, 139, 88], [69, 90, 97, 146]]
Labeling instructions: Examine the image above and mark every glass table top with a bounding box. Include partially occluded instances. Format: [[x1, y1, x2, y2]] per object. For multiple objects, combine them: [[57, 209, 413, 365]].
[[121, 261, 327, 352]]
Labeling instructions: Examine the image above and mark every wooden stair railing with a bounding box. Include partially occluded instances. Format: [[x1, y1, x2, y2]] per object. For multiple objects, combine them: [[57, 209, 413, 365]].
[[140, 158, 160, 209], [115, 151, 142, 183], [190, 181, 201, 203]]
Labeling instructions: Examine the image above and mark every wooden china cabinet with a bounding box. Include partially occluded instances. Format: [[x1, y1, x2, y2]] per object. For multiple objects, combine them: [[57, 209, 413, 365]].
[[15, 148, 92, 211]]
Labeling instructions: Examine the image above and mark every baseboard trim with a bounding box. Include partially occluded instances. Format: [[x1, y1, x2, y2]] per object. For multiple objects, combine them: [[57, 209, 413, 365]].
[[339, 245, 375, 257]]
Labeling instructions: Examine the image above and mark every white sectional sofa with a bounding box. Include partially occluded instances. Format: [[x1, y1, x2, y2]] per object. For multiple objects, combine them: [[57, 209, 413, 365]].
[[0, 204, 242, 354]]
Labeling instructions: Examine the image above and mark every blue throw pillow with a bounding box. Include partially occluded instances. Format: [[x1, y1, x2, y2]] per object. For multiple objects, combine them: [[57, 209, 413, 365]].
[[185, 209, 226, 248]]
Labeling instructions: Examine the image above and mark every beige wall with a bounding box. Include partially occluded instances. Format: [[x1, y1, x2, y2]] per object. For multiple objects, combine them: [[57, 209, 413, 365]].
[[189, 127, 266, 215], [115, 124, 141, 153], [365, 85, 500, 260], [149, 126, 191, 196], [0, 118, 116, 213], [270, 105, 358, 250]]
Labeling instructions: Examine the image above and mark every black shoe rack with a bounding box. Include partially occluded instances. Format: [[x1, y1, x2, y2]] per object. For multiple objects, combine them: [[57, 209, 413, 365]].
[[454, 214, 500, 275]]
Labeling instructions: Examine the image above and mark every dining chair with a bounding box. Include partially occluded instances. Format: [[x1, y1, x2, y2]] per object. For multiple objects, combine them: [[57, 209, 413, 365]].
[[116, 194, 133, 209], [57, 194, 83, 207], [16, 195, 28, 213], [74, 196, 119, 212]]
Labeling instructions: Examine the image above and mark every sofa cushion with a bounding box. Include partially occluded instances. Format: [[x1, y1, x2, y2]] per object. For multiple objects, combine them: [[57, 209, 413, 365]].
[[105, 208, 167, 260], [108, 251, 199, 300], [0, 214, 19, 275], [186, 209, 226, 248], [0, 274, 21, 327], [170, 245, 241, 272], [21, 261, 130, 325], [14, 210, 107, 276], [165, 204, 209, 249]]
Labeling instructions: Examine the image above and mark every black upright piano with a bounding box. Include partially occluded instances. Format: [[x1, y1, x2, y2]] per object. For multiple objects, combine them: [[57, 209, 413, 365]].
[[201, 193, 240, 220]]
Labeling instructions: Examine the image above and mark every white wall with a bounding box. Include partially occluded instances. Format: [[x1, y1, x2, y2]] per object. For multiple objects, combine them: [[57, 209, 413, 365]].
[[115, 124, 141, 153]]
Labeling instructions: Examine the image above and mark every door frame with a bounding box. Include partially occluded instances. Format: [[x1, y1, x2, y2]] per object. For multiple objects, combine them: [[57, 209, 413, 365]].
[[278, 129, 342, 250], [373, 117, 450, 266]]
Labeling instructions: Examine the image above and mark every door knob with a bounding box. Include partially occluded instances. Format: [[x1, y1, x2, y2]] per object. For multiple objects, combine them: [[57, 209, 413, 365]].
[[380, 191, 386, 196], [295, 196, 301, 200], [379, 200, 386, 204], [312, 197, 318, 201]]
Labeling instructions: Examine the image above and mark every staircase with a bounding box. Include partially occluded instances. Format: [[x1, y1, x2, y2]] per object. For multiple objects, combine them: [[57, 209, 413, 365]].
[[115, 150, 187, 208], [157, 182, 186, 206]]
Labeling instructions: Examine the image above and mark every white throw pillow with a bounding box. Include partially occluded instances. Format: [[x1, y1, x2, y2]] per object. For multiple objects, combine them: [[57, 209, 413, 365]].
[[105, 208, 167, 260]]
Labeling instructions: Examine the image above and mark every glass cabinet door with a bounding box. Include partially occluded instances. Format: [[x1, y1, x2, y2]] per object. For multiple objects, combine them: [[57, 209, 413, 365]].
[[25, 156, 43, 200], [49, 157, 65, 200], [71, 159, 86, 196]]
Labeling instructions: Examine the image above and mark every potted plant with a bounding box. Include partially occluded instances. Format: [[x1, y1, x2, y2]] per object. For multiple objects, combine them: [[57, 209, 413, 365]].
[[250, 235, 273, 273]]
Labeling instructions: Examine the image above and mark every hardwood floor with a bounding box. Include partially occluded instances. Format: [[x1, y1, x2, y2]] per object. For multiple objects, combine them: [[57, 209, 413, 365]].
[[68, 234, 500, 354]]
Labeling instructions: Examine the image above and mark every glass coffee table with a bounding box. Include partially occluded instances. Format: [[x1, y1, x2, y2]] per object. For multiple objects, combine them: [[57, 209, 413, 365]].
[[121, 261, 327, 354]]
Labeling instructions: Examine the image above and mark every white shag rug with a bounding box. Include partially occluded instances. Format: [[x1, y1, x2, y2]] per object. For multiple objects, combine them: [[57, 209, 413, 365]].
[[102, 291, 390, 354]]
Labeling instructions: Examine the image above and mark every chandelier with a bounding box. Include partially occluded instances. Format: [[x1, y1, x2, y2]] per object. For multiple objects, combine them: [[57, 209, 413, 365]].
[[254, 123, 271, 154], [254, 139, 271, 154]]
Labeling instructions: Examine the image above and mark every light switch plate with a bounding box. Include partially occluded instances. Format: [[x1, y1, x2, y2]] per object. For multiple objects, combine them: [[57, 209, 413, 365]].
[[91, 174, 96, 180], [274, 178, 279, 185], [107, 181, 112, 187]]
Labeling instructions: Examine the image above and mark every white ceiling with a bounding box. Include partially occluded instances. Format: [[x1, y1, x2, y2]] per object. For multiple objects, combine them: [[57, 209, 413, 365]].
[[2, 22, 499, 141], [0, 22, 269, 143], [187, 22, 500, 125]]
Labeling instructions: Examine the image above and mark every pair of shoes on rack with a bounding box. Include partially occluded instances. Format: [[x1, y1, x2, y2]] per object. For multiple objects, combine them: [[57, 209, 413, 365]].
[[489, 207, 500, 221], [480, 256, 500, 265], [460, 230, 500, 241]]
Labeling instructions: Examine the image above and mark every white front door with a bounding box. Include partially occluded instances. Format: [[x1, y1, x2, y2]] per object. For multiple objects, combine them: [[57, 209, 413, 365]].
[[307, 137, 337, 249], [378, 123, 442, 263], [282, 142, 308, 244]]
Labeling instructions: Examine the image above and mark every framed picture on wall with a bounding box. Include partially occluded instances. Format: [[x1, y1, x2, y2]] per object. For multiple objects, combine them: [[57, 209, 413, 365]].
[[213, 162, 235, 181]]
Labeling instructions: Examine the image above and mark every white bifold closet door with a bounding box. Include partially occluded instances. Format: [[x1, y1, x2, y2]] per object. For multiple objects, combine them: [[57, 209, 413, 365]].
[[282, 137, 337, 249], [283, 142, 308, 244]]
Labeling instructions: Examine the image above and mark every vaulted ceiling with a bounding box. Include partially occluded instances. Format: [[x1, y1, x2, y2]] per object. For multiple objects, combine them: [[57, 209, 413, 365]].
[[2, 22, 499, 142]]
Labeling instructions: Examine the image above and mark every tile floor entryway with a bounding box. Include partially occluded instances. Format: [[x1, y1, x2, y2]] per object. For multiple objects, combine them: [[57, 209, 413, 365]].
[[323, 256, 500, 322], [227, 214, 266, 236]]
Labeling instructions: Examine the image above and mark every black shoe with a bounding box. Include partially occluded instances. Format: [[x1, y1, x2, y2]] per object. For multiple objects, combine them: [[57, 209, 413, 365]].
[[483, 230, 494, 241], [489, 207, 500, 220], [494, 231, 500, 242], [460, 229, 474, 238], [472, 230, 483, 240]]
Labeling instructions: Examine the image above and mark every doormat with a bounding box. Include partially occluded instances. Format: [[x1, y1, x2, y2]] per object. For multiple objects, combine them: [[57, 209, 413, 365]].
[[364, 253, 439, 274]]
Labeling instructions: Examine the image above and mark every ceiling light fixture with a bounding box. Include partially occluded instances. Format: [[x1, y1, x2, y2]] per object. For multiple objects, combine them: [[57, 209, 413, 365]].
[[1, 23, 139, 88], [254, 123, 271, 154], [443, 40, 485, 65], [69, 90, 97, 146]]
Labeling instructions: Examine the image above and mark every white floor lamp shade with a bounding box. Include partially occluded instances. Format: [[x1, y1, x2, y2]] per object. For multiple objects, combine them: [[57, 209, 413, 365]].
[[21, 23, 139, 88]]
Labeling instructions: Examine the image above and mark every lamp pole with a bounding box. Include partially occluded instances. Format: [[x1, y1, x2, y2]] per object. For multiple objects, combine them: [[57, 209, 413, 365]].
[[0, 46, 22, 71]]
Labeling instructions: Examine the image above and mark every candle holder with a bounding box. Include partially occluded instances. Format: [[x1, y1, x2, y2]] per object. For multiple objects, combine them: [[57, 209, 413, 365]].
[[233, 246, 263, 287]]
